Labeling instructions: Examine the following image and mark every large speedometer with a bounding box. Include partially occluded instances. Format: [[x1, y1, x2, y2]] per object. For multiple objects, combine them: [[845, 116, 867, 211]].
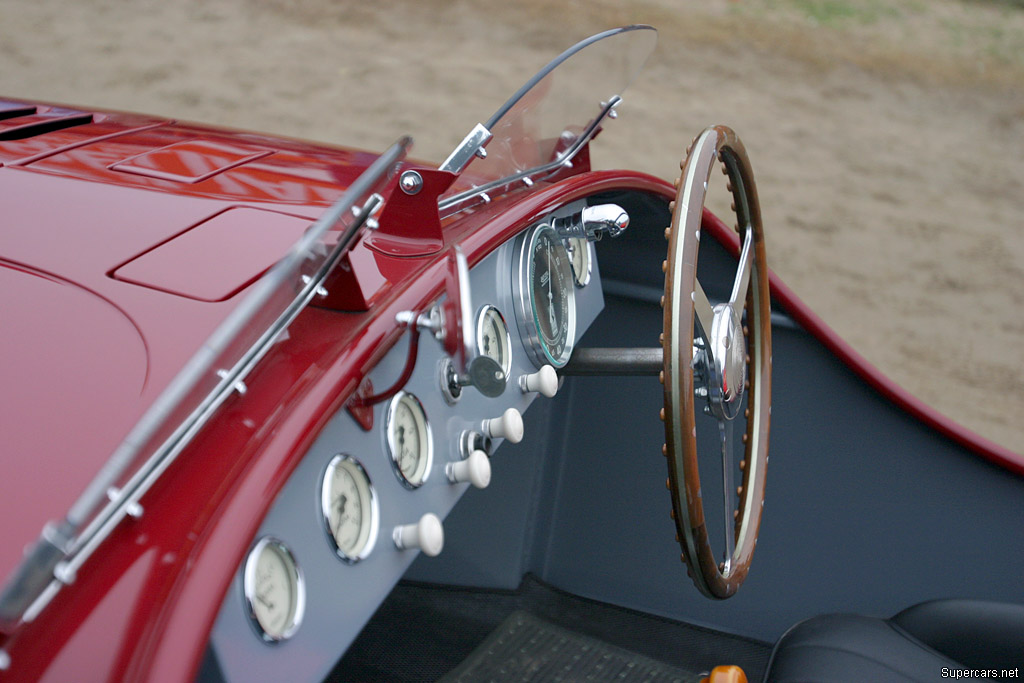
[[513, 223, 577, 368]]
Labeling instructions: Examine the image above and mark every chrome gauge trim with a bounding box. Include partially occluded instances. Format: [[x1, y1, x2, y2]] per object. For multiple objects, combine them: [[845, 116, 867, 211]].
[[385, 392, 434, 488], [475, 304, 512, 381], [512, 223, 577, 368], [320, 455, 379, 563], [567, 237, 592, 287], [243, 537, 305, 643]]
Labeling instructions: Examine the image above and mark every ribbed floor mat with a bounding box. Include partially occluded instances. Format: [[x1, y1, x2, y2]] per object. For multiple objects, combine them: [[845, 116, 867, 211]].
[[440, 610, 702, 683]]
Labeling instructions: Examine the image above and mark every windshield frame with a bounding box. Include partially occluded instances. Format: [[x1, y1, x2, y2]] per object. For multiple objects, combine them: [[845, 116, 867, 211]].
[[437, 24, 657, 215]]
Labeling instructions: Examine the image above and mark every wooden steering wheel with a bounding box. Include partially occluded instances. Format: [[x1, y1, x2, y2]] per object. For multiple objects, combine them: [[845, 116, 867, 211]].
[[662, 125, 771, 599]]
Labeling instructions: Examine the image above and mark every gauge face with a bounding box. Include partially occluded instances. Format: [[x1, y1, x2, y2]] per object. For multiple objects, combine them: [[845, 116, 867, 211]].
[[567, 237, 591, 287], [244, 537, 305, 642], [476, 305, 512, 380], [386, 392, 432, 488], [321, 455, 378, 562], [514, 223, 577, 368]]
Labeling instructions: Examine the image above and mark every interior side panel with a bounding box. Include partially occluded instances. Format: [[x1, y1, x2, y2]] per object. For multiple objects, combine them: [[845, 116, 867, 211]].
[[406, 190, 1024, 643]]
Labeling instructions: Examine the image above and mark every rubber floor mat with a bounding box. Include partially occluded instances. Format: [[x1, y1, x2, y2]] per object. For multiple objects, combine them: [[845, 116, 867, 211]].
[[439, 610, 703, 683]]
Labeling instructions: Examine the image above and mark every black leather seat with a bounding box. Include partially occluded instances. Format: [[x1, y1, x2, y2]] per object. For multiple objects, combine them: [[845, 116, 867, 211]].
[[764, 599, 1024, 682]]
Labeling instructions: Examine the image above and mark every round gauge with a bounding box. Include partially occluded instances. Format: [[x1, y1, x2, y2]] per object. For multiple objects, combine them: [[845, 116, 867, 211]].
[[386, 392, 433, 488], [476, 305, 512, 381], [566, 237, 592, 287], [243, 537, 305, 643], [513, 223, 577, 368], [321, 454, 379, 562]]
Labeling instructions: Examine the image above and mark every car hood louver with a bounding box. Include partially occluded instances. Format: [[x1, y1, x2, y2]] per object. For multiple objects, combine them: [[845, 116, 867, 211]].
[[0, 103, 93, 141]]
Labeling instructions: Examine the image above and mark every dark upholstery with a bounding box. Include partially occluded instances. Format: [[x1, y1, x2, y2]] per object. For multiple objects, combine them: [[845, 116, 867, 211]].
[[764, 600, 1024, 682], [891, 600, 1024, 672]]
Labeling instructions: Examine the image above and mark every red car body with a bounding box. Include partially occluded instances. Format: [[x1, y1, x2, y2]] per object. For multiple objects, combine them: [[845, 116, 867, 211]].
[[0, 26, 1020, 683]]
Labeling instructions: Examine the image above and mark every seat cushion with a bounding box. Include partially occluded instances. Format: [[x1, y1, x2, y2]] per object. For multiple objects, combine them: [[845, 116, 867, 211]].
[[892, 599, 1024, 672], [764, 614, 961, 683], [764, 600, 1024, 683]]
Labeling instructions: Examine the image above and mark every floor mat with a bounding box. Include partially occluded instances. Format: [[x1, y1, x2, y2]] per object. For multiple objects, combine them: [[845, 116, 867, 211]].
[[439, 610, 702, 683], [330, 575, 771, 682]]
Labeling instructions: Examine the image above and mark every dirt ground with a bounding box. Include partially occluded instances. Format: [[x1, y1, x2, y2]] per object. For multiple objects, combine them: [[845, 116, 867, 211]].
[[2, 0, 1022, 453]]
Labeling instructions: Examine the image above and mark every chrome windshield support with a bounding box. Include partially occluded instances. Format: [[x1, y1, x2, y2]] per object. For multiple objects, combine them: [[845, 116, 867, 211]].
[[0, 137, 412, 633], [438, 123, 492, 174]]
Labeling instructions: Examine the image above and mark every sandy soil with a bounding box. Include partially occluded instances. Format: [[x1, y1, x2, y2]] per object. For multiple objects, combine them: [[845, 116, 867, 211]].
[[2, 0, 1022, 453]]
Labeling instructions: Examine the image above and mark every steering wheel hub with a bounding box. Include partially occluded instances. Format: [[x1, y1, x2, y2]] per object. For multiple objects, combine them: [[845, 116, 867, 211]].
[[709, 303, 747, 419]]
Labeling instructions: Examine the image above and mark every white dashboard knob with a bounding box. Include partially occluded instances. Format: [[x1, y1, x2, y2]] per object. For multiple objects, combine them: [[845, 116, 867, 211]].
[[446, 450, 491, 489], [482, 408, 523, 444], [393, 513, 444, 557], [520, 365, 558, 398]]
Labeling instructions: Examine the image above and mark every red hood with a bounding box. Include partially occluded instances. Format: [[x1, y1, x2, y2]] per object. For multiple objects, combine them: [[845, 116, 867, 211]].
[[0, 98, 382, 585]]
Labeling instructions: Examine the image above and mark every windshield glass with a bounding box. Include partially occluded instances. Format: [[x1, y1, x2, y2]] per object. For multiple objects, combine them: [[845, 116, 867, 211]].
[[439, 25, 657, 210]]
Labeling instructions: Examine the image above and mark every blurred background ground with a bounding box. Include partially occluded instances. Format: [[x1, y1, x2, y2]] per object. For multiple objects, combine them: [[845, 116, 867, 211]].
[[2, 0, 1022, 452]]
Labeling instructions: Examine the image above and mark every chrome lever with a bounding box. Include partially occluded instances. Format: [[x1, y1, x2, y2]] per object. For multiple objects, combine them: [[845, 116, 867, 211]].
[[553, 203, 629, 242]]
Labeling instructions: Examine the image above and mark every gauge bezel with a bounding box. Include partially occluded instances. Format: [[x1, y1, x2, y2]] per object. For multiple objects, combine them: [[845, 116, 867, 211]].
[[320, 454, 379, 563], [243, 536, 306, 644], [567, 236, 592, 287], [385, 391, 433, 489], [475, 304, 512, 382], [512, 222, 577, 368]]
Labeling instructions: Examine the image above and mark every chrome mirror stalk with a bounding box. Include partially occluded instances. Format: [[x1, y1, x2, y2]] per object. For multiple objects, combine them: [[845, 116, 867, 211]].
[[553, 204, 630, 242]]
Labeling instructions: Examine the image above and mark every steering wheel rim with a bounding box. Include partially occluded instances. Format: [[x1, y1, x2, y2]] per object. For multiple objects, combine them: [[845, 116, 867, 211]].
[[662, 125, 771, 599]]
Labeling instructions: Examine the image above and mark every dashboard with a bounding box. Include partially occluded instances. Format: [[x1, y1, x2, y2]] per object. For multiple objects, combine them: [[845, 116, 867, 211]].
[[204, 200, 606, 681]]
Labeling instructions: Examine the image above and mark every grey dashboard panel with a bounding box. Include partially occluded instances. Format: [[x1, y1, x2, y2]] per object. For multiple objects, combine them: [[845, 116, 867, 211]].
[[207, 186, 1024, 674], [207, 202, 604, 681]]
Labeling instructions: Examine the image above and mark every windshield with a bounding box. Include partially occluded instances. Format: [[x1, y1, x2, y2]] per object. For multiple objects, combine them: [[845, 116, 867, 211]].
[[439, 25, 657, 211]]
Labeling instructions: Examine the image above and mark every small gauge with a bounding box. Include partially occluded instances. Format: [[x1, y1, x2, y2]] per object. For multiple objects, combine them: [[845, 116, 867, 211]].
[[476, 305, 512, 381], [386, 392, 433, 488], [244, 537, 305, 643], [513, 223, 577, 368], [566, 237, 591, 287], [321, 454, 379, 562]]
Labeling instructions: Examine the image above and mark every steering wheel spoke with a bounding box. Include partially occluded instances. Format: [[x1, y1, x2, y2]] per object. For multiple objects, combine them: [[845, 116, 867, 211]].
[[718, 418, 736, 570], [662, 125, 771, 599], [729, 230, 754, 309]]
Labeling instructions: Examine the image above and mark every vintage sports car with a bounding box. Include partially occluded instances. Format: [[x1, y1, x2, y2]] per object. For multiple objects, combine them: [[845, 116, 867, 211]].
[[0, 25, 1021, 683]]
